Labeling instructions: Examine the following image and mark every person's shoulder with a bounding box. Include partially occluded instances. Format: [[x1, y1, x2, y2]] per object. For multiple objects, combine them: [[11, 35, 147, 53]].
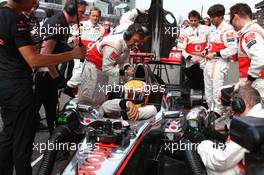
[[43, 12, 64, 26], [101, 34, 124, 49], [0, 7, 20, 20], [0, 8, 29, 32], [81, 20, 90, 26], [247, 23, 264, 36], [223, 21, 235, 31], [199, 24, 209, 30], [248, 103, 264, 118]]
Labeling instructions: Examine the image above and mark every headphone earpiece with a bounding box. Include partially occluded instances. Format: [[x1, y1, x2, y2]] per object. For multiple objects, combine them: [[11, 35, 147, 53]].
[[231, 89, 246, 113], [65, 0, 77, 16], [123, 23, 145, 41], [123, 30, 133, 40]]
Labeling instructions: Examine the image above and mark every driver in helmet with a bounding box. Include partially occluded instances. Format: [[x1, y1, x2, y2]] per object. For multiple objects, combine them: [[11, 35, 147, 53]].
[[99, 80, 157, 120]]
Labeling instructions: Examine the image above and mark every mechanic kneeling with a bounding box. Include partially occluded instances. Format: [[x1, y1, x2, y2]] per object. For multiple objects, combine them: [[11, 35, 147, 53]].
[[185, 86, 264, 175]]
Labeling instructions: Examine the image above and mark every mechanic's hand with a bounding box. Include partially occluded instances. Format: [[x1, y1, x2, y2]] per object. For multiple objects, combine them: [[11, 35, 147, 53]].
[[72, 45, 86, 59], [206, 53, 215, 60], [126, 67, 135, 77], [127, 101, 139, 121], [54, 75, 67, 89]]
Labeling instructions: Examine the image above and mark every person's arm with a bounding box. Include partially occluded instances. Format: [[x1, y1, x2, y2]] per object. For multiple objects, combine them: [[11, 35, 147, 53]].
[[138, 105, 157, 119], [206, 29, 238, 60], [101, 99, 139, 120], [102, 46, 133, 77], [219, 29, 238, 59], [40, 39, 60, 79], [101, 46, 121, 77], [177, 29, 191, 60], [119, 9, 139, 24], [101, 99, 123, 113], [241, 31, 264, 85], [13, 14, 85, 68], [197, 140, 247, 171], [18, 45, 84, 68]]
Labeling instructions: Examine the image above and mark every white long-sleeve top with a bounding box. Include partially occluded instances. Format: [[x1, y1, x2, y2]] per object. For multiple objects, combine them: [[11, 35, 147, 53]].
[[238, 21, 264, 79], [198, 103, 264, 175], [207, 20, 237, 59], [178, 24, 209, 67]]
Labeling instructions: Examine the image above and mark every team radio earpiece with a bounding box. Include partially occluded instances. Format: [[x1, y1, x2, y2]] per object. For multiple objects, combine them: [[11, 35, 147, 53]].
[[123, 23, 145, 41], [65, 0, 78, 16], [231, 88, 246, 113]]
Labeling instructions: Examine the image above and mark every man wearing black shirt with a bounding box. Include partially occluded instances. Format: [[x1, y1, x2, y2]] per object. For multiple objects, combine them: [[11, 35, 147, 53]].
[[22, 1, 42, 52], [35, 0, 88, 134], [0, 0, 85, 174]]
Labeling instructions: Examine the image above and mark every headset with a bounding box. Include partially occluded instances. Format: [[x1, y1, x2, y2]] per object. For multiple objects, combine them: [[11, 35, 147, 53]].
[[231, 88, 246, 114], [64, 0, 77, 16], [123, 23, 145, 41], [65, 0, 88, 16]]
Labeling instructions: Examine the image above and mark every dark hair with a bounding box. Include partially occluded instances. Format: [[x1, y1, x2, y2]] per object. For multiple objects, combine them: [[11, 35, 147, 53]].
[[79, 0, 88, 6], [123, 23, 145, 41], [207, 4, 225, 17], [204, 17, 211, 26], [89, 7, 101, 16], [230, 3, 252, 20], [64, 0, 88, 16], [188, 10, 201, 20], [239, 86, 261, 109]]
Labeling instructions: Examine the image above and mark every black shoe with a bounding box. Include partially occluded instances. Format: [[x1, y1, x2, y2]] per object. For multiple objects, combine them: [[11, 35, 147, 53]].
[[63, 85, 75, 98]]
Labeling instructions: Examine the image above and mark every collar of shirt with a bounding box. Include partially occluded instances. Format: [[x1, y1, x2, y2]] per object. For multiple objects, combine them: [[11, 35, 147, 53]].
[[191, 25, 200, 36], [85, 20, 100, 28], [216, 20, 227, 31], [247, 103, 264, 118], [238, 21, 256, 37]]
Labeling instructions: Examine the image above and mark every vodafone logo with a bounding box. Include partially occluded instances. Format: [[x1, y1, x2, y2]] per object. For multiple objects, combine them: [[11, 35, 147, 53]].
[[87, 42, 94, 49], [169, 123, 179, 132], [194, 44, 202, 52]]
